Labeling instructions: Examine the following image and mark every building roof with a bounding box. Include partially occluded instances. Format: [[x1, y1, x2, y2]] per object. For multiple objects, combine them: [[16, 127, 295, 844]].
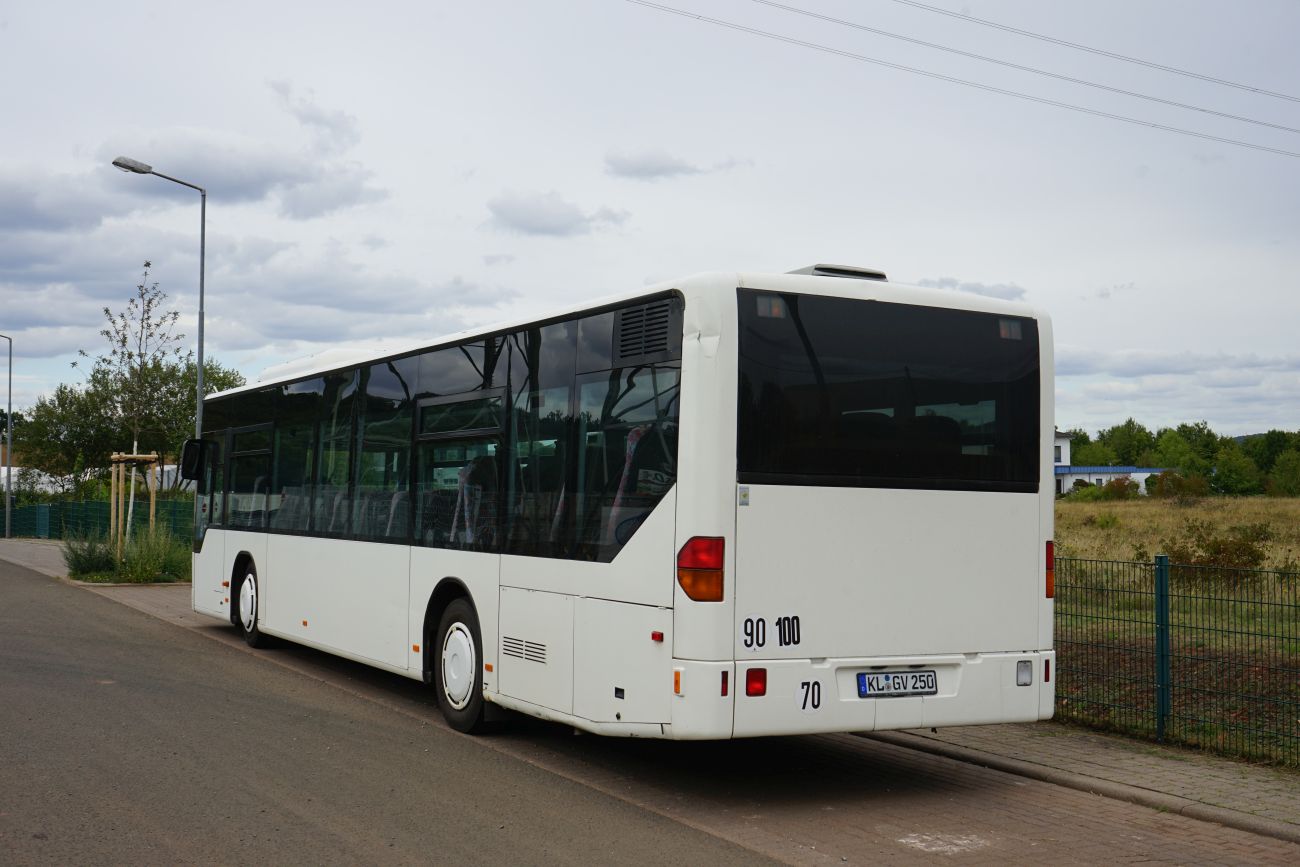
[[1055, 466, 1169, 475]]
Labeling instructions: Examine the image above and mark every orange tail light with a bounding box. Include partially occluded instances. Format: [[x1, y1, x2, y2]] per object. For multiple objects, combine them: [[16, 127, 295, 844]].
[[678, 536, 724, 602]]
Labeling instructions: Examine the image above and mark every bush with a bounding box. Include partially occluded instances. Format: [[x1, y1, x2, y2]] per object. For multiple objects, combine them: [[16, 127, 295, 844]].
[[62, 532, 116, 577], [1160, 519, 1274, 570], [1066, 484, 1106, 502], [1066, 478, 1136, 502], [1090, 511, 1120, 529], [1146, 471, 1210, 500], [118, 528, 189, 583], [1101, 477, 1139, 500]]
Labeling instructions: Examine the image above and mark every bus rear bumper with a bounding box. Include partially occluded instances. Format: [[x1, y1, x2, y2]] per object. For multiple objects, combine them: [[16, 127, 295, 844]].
[[731, 650, 1056, 738]]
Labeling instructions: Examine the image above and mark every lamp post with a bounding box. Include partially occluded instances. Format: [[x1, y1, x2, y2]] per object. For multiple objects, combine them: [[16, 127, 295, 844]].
[[0, 333, 10, 538], [111, 156, 206, 439]]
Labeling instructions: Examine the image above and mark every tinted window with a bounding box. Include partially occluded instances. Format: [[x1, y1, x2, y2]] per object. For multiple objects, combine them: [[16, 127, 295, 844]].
[[503, 323, 577, 557], [577, 312, 615, 373], [356, 358, 417, 541], [737, 290, 1039, 492], [415, 437, 500, 551], [417, 342, 487, 398], [314, 372, 357, 535], [419, 396, 502, 437], [269, 378, 323, 533], [573, 365, 679, 561]]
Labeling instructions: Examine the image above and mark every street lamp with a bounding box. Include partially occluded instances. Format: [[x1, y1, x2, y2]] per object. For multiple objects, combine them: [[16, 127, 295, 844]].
[[112, 156, 206, 439], [0, 333, 10, 538]]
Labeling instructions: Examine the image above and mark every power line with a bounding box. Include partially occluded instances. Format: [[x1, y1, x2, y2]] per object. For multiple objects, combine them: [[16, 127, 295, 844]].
[[889, 0, 1300, 104], [625, 1, 1300, 158], [751, 1, 1300, 136]]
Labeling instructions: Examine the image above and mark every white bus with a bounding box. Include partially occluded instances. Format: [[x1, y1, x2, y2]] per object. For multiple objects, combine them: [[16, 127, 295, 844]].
[[183, 264, 1055, 739]]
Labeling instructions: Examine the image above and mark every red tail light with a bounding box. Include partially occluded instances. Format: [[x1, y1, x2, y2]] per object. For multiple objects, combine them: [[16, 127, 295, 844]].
[[745, 668, 767, 697], [678, 536, 724, 601], [1045, 540, 1055, 599]]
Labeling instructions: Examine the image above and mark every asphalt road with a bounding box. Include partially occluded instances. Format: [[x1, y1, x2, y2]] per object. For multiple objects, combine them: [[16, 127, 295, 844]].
[[0, 562, 762, 866], [4, 561, 1297, 865]]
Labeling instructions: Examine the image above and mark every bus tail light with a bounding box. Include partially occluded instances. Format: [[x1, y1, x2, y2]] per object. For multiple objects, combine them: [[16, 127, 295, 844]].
[[1045, 540, 1055, 598], [678, 537, 724, 602], [745, 668, 767, 697]]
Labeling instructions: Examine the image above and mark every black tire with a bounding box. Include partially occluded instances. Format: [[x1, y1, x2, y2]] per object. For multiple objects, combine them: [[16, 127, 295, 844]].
[[235, 563, 268, 648], [435, 598, 485, 733]]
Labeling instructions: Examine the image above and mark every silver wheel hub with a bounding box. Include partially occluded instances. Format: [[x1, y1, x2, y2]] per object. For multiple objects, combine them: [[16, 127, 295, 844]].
[[441, 623, 476, 710], [240, 573, 257, 632]]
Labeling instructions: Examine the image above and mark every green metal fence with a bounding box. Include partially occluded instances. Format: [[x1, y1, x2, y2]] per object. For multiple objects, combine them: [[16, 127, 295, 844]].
[[1056, 555, 1299, 766], [9, 500, 194, 541]]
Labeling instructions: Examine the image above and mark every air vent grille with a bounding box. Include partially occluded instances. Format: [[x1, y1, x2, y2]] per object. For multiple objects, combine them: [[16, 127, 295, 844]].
[[617, 300, 672, 359], [502, 636, 547, 664]]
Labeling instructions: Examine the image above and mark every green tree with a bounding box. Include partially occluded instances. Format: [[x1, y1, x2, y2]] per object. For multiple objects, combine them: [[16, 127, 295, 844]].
[[1064, 428, 1092, 448], [1096, 418, 1155, 466], [1175, 421, 1220, 467], [1242, 429, 1297, 475], [1267, 449, 1300, 496], [1152, 429, 1207, 475], [15, 383, 118, 495], [1211, 443, 1262, 495], [1072, 440, 1119, 466]]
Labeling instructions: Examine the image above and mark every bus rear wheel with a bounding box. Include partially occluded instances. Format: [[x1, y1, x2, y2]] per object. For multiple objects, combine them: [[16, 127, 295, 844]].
[[435, 598, 485, 733], [235, 564, 268, 648]]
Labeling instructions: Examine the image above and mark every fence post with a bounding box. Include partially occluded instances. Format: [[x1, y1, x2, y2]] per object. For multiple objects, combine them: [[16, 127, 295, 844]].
[[1154, 553, 1171, 742]]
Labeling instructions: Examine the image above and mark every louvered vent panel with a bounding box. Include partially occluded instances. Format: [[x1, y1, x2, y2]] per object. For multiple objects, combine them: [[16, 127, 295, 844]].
[[502, 636, 547, 664], [617, 300, 672, 360]]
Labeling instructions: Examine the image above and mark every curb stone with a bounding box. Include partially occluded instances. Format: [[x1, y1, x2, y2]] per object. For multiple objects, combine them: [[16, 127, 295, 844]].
[[864, 730, 1300, 846]]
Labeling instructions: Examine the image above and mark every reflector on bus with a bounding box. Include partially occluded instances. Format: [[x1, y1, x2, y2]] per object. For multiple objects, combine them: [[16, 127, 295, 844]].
[[1046, 540, 1055, 598]]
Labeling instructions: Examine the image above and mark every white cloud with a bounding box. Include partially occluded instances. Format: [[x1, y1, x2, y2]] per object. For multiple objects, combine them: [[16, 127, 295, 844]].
[[486, 191, 628, 237]]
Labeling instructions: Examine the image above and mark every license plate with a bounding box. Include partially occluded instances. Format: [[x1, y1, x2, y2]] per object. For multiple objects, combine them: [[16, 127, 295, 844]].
[[857, 670, 938, 698]]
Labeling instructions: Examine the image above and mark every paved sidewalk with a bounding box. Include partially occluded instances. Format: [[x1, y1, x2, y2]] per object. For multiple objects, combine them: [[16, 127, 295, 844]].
[[1, 537, 1296, 845], [0, 538, 68, 578]]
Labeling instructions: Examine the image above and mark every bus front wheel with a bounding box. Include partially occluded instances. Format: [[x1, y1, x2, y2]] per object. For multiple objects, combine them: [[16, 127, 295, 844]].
[[235, 564, 268, 648], [435, 598, 485, 733]]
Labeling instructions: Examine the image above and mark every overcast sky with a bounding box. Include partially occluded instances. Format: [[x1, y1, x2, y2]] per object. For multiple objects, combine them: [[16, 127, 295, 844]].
[[3, 0, 1298, 436]]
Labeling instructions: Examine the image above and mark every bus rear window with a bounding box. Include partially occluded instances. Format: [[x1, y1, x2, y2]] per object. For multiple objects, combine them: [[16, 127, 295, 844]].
[[737, 289, 1039, 492]]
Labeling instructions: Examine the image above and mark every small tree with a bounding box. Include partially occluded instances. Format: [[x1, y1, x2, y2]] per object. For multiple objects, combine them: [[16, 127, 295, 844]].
[[1267, 450, 1300, 497], [79, 262, 187, 532], [79, 262, 187, 455]]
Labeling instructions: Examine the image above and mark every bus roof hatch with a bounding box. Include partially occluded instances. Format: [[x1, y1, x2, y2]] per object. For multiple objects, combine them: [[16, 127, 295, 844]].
[[786, 264, 888, 281]]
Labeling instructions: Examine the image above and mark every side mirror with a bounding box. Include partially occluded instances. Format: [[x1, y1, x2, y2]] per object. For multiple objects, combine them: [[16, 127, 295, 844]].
[[180, 439, 208, 481]]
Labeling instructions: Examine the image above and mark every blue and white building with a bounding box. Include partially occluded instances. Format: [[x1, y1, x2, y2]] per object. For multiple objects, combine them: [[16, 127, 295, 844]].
[[1053, 431, 1167, 495]]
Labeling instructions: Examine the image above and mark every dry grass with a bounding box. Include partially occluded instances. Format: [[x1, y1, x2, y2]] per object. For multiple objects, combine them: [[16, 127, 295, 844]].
[[1055, 497, 1300, 570]]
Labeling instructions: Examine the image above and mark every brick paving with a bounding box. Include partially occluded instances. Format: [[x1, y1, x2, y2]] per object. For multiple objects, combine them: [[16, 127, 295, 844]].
[[894, 722, 1300, 834], [3, 538, 1297, 860]]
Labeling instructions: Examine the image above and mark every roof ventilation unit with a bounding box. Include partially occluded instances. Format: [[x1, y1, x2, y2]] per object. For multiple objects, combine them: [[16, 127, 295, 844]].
[[787, 264, 887, 281]]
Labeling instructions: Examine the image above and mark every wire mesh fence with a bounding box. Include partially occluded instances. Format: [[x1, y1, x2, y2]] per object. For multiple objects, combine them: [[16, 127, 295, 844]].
[[9, 500, 194, 541], [1056, 555, 1299, 766]]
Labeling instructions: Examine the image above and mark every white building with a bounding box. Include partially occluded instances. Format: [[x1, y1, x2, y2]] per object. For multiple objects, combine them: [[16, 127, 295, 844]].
[[1053, 431, 1167, 495]]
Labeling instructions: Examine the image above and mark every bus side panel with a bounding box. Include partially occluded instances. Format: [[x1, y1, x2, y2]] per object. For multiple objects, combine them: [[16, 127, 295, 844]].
[[192, 530, 228, 619], [573, 598, 672, 723], [1038, 313, 1057, 658], [671, 276, 739, 663], [498, 586, 573, 714], [408, 547, 501, 692], [264, 535, 409, 670]]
